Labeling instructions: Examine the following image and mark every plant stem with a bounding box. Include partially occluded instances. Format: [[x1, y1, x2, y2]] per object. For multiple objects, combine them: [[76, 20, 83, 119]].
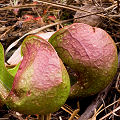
[[40, 114, 51, 120], [46, 114, 51, 120], [41, 115, 44, 120]]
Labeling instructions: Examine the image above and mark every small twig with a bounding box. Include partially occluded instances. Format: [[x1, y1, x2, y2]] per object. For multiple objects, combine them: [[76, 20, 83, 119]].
[[116, 42, 120, 46], [10, 111, 24, 120], [9, 0, 14, 6], [4, 11, 107, 55], [0, 3, 93, 11], [0, 26, 10, 32], [110, 94, 117, 119], [88, 109, 97, 120], [61, 106, 73, 115], [98, 13, 120, 24], [5, 6, 120, 55], [41, 115, 44, 120], [0, 118, 9, 120], [0, 1, 117, 14], [117, 0, 120, 13], [109, 14, 120, 17], [115, 72, 120, 93], [46, 114, 51, 120], [68, 109, 80, 120], [97, 99, 120, 116], [88, 104, 103, 120], [3, 1, 119, 55], [101, 98, 107, 120], [99, 106, 120, 120], [78, 83, 113, 120], [59, 116, 62, 120], [0, 21, 20, 40], [61, 104, 80, 119], [63, 104, 74, 114], [96, 104, 104, 113]]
